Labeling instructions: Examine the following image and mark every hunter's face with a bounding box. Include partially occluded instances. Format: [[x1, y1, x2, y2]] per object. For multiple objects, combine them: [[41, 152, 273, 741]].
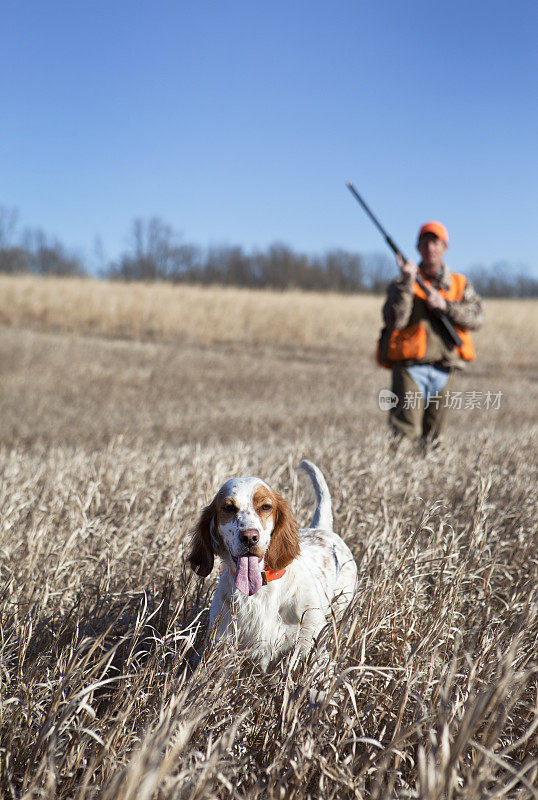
[[417, 233, 447, 275]]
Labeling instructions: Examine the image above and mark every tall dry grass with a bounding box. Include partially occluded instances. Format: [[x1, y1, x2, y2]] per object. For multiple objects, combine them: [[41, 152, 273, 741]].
[[1, 275, 537, 370], [0, 275, 537, 798], [1, 435, 537, 799], [0, 275, 381, 350]]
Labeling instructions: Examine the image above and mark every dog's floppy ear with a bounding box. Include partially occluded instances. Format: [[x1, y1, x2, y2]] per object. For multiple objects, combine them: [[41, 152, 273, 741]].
[[188, 498, 217, 577], [265, 492, 300, 571]]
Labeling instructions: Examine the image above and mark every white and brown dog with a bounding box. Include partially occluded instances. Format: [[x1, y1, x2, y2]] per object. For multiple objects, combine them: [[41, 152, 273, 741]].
[[188, 460, 357, 670]]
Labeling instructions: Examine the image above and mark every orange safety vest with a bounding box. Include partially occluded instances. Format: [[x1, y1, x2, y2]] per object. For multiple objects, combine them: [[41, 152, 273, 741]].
[[377, 273, 475, 368]]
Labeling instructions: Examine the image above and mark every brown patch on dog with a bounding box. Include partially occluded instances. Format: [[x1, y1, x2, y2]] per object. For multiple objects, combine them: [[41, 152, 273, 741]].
[[188, 498, 217, 577], [301, 531, 325, 547], [265, 491, 300, 570], [252, 485, 277, 526]]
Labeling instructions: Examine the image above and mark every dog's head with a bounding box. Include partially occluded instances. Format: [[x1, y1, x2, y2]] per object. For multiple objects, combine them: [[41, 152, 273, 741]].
[[188, 477, 300, 579]]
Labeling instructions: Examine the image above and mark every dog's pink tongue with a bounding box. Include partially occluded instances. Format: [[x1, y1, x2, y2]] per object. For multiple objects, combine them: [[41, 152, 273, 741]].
[[234, 555, 263, 596]]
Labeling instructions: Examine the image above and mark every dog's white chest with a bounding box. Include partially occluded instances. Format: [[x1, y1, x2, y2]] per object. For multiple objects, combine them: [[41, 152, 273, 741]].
[[233, 582, 298, 651]]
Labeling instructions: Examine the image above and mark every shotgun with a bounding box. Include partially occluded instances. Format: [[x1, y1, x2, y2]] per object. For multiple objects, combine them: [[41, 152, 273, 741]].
[[346, 182, 462, 348]]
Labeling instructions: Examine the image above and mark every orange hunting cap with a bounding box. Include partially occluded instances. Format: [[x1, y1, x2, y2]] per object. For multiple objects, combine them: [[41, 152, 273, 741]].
[[418, 221, 449, 245]]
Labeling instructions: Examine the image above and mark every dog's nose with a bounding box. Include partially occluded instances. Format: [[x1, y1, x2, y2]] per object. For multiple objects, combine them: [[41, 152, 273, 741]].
[[239, 528, 259, 547]]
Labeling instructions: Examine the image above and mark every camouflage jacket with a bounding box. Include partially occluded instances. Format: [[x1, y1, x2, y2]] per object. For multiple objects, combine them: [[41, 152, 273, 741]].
[[382, 263, 484, 367]]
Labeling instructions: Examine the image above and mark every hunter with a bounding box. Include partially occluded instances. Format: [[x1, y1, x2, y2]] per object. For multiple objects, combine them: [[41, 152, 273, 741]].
[[379, 221, 484, 444]]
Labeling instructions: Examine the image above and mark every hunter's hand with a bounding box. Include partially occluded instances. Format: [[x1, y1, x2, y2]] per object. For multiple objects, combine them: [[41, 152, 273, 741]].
[[397, 254, 418, 283], [425, 288, 448, 312]]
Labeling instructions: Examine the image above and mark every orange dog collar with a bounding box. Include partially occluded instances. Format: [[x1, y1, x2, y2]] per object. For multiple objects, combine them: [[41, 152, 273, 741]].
[[261, 568, 286, 585]]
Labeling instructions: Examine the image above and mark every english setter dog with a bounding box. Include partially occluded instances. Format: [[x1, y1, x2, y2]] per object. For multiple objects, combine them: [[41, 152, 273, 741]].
[[188, 460, 357, 670]]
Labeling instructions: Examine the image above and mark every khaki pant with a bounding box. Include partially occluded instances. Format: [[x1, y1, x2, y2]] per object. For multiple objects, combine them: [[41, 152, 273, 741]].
[[390, 364, 456, 442]]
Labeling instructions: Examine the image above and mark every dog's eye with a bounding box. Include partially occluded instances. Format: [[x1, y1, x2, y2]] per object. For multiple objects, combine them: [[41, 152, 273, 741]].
[[223, 503, 236, 513], [260, 503, 273, 512]]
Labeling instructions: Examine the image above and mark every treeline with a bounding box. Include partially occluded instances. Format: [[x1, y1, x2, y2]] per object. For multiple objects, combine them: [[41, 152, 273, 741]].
[[1, 209, 537, 297], [0, 208, 85, 277], [105, 218, 396, 292]]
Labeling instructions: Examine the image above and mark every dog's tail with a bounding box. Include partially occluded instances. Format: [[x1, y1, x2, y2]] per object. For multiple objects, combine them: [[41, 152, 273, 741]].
[[296, 459, 333, 531]]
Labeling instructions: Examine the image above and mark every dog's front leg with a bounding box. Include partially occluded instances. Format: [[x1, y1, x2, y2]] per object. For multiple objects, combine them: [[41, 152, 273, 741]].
[[206, 583, 234, 646], [295, 607, 328, 656], [294, 607, 334, 705]]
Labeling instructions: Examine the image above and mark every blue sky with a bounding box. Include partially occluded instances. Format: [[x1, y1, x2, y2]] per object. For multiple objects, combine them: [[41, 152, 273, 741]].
[[2, 0, 537, 274]]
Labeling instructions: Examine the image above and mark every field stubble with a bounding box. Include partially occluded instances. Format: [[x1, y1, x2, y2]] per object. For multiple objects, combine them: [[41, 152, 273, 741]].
[[0, 276, 537, 799]]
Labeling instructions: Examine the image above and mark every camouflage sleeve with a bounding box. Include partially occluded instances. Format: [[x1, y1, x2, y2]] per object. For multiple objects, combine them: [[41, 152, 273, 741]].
[[445, 278, 484, 330], [382, 275, 415, 329]]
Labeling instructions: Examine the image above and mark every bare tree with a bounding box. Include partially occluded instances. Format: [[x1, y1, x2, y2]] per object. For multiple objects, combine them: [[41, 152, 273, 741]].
[[110, 217, 187, 281], [0, 212, 84, 276]]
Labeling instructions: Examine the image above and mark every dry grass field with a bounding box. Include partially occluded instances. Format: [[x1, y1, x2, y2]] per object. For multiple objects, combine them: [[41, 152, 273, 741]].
[[1, 275, 537, 799]]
